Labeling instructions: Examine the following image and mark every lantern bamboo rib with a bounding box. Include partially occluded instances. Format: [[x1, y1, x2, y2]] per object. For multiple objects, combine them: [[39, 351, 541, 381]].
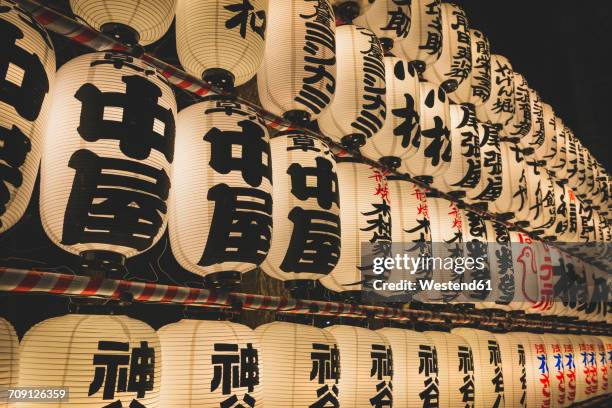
[[0, 267, 609, 335]]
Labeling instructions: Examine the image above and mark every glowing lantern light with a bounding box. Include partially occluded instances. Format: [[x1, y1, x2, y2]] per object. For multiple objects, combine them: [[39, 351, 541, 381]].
[[475, 54, 515, 128], [451, 29, 491, 106], [507, 231, 541, 312], [354, 0, 412, 48], [551, 122, 570, 181], [522, 333, 554, 408], [0, 317, 18, 404], [503, 72, 531, 139], [464, 121, 503, 207], [556, 335, 578, 405], [158, 319, 262, 407], [525, 89, 545, 151], [458, 210, 492, 305], [540, 334, 568, 408], [0, 4, 55, 235], [494, 332, 531, 408], [596, 336, 612, 395], [535, 102, 559, 167], [40, 52, 176, 274]]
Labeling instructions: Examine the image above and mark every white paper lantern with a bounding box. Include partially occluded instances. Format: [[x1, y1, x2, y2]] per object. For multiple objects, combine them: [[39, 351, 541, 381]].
[[507, 231, 541, 312], [567, 335, 598, 402], [582, 336, 603, 396], [540, 334, 568, 408], [525, 89, 545, 151], [378, 328, 439, 408], [452, 328, 505, 408], [1, 317, 18, 408], [592, 337, 609, 395], [169, 97, 272, 286], [475, 54, 515, 128], [18, 314, 160, 407], [503, 72, 531, 138], [596, 336, 612, 395], [528, 169, 557, 236], [535, 102, 559, 167], [458, 210, 493, 305], [493, 332, 530, 408], [257, 0, 336, 123], [360, 57, 420, 167], [320, 159, 391, 296], [465, 121, 503, 205], [401, 82, 451, 180], [522, 333, 555, 408], [0, 4, 55, 235], [318, 24, 386, 148], [551, 122, 570, 181], [261, 131, 340, 283], [564, 132, 581, 190], [159, 319, 262, 407], [424, 331, 475, 408], [391, 0, 443, 72], [176, 0, 267, 88], [69, 0, 175, 45], [40, 52, 176, 269], [256, 321, 339, 407], [451, 29, 491, 106], [325, 325, 394, 407], [354, 0, 411, 45], [556, 334, 578, 405], [422, 3, 471, 93]]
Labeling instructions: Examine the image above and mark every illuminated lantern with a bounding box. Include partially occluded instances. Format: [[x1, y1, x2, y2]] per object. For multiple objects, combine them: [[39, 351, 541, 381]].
[[556, 335, 578, 405], [1, 317, 18, 405], [566, 335, 590, 402], [452, 328, 505, 408], [354, 0, 412, 48], [494, 332, 530, 407], [592, 337, 608, 395], [378, 328, 437, 408], [540, 334, 568, 408], [544, 181, 578, 242], [475, 54, 515, 128], [596, 336, 612, 394], [320, 160, 391, 298], [325, 325, 393, 407], [70, 0, 175, 45], [360, 57, 420, 168], [431, 104, 481, 196], [581, 148, 599, 202], [465, 122, 503, 206], [507, 231, 541, 312], [524, 239, 554, 316], [318, 24, 386, 149], [451, 29, 491, 106], [261, 131, 340, 288], [392, 0, 442, 73], [551, 122, 570, 181], [18, 314, 160, 407], [503, 72, 531, 139], [564, 131, 581, 191], [528, 169, 557, 237], [0, 4, 55, 235], [169, 98, 272, 287], [592, 161, 610, 208], [401, 82, 451, 181], [158, 319, 262, 407], [422, 3, 471, 93], [458, 210, 492, 305], [256, 322, 339, 407], [424, 331, 475, 408], [332, 0, 376, 21], [40, 52, 176, 274], [525, 89, 545, 151], [176, 0, 267, 89], [523, 333, 554, 408], [535, 102, 559, 167], [257, 0, 336, 125]]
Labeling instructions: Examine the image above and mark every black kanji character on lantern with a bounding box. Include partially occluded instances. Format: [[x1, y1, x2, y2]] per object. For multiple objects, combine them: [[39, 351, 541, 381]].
[[225, 0, 266, 40], [0, 18, 49, 121], [204, 99, 259, 119], [309, 343, 340, 408], [422, 116, 451, 167], [513, 170, 528, 212], [518, 344, 527, 405], [61, 149, 170, 251], [100, 399, 146, 408], [288, 134, 321, 153], [420, 376, 440, 408], [91, 53, 156, 76], [420, 1, 442, 55], [204, 120, 271, 188], [211, 343, 259, 408], [392, 93, 421, 148], [458, 346, 475, 407], [287, 157, 339, 209], [419, 345, 439, 377], [198, 183, 272, 267], [383, 4, 410, 38], [89, 341, 155, 401], [361, 200, 392, 243], [370, 380, 393, 408], [0, 124, 30, 220], [280, 207, 340, 274], [371, 344, 393, 380], [75, 75, 175, 162]]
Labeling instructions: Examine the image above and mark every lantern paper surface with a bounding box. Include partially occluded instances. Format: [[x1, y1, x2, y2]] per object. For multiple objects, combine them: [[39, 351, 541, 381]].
[[0, 3, 55, 234], [169, 97, 272, 278], [459, 210, 492, 304], [494, 332, 530, 408], [536, 102, 558, 166], [354, 0, 411, 42], [317, 24, 386, 146], [567, 335, 598, 402], [478, 219, 515, 311], [256, 322, 339, 408], [540, 334, 568, 408], [320, 159, 391, 293], [452, 29, 491, 106], [522, 333, 554, 408], [596, 336, 612, 395], [69, 0, 175, 45], [158, 319, 262, 407], [508, 231, 542, 312], [40, 52, 176, 259], [557, 335, 578, 405], [465, 122, 503, 204], [257, 0, 336, 121], [503, 72, 531, 137], [17, 314, 160, 407], [475, 54, 515, 127], [422, 3, 471, 93], [525, 89, 545, 150], [325, 325, 393, 408], [528, 169, 557, 235], [592, 337, 608, 395], [176, 0, 267, 86], [262, 131, 340, 281], [391, 0, 442, 69], [488, 140, 530, 222], [551, 122, 570, 180], [0, 317, 18, 408]]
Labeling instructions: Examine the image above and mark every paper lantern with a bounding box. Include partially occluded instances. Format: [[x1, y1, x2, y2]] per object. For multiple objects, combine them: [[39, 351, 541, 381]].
[[475, 54, 515, 128], [401, 82, 452, 180], [556, 335, 578, 405], [18, 314, 160, 407], [592, 337, 608, 395], [458, 210, 493, 305], [70, 0, 175, 45], [257, 0, 336, 124], [465, 121, 503, 205], [527, 169, 557, 236], [261, 131, 340, 284], [525, 89, 545, 151], [176, 0, 267, 88], [564, 131, 581, 190], [424, 331, 475, 408], [572, 335, 601, 401], [540, 334, 568, 408], [325, 325, 393, 407], [169, 97, 272, 287], [596, 336, 612, 395], [159, 319, 262, 407], [581, 148, 599, 202], [507, 231, 542, 312], [494, 332, 530, 408], [320, 159, 391, 297], [40, 52, 176, 271], [378, 328, 438, 408], [422, 3, 471, 93], [1, 317, 18, 407], [317, 24, 386, 148], [543, 181, 577, 242], [0, 4, 55, 235], [551, 122, 570, 181], [451, 29, 491, 106], [391, 0, 443, 72], [256, 322, 339, 407], [535, 102, 559, 167], [503, 72, 531, 138], [522, 333, 554, 408], [452, 328, 505, 408], [432, 104, 481, 195], [360, 57, 420, 168], [354, 0, 412, 46], [592, 161, 610, 208]]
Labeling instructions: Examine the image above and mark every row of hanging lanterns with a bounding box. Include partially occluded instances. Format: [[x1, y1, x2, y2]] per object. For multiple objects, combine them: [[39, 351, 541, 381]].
[[2, 315, 611, 407]]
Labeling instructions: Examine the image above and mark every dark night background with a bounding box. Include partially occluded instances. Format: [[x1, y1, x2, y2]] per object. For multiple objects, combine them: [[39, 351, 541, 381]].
[[1, 0, 611, 337]]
